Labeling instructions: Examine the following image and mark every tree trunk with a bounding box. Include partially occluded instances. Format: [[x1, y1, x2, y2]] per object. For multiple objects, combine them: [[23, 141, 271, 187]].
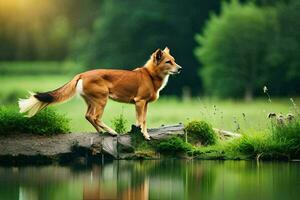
[[244, 85, 253, 102]]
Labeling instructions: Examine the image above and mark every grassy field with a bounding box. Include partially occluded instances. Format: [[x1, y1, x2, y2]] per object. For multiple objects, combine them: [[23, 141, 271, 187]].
[[1, 75, 299, 133]]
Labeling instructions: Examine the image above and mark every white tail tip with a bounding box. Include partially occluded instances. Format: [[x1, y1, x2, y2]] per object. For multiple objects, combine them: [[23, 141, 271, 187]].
[[18, 92, 47, 117]]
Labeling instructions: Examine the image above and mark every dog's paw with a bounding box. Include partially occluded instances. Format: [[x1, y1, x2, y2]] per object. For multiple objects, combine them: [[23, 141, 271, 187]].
[[109, 132, 118, 137], [144, 135, 151, 141]]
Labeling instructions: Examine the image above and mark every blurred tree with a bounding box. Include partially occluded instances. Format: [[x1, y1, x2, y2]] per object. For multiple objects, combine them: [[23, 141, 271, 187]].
[[195, 1, 277, 100], [0, 0, 101, 61], [73, 0, 220, 96], [268, 0, 300, 95]]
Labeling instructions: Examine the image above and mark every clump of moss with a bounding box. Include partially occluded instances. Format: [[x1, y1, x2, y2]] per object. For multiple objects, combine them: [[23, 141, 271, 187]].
[[0, 106, 70, 135], [156, 136, 193, 154], [129, 125, 153, 151], [184, 120, 217, 145]]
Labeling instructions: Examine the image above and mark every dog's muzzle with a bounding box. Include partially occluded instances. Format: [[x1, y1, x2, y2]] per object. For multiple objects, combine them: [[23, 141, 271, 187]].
[[169, 65, 182, 75]]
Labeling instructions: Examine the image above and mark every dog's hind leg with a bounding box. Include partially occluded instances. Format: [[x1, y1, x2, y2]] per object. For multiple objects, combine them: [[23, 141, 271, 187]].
[[84, 101, 103, 133], [84, 95, 118, 136], [93, 102, 118, 136]]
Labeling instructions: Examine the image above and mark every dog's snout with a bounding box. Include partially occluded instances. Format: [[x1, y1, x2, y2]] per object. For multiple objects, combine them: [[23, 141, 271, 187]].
[[177, 65, 182, 73]]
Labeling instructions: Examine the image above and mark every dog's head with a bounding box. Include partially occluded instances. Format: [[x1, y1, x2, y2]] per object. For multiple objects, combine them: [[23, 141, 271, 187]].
[[146, 47, 182, 78]]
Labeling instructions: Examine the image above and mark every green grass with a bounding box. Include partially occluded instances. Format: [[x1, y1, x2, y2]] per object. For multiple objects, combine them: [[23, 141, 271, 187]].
[[0, 106, 70, 135], [192, 118, 300, 160], [0, 74, 299, 133]]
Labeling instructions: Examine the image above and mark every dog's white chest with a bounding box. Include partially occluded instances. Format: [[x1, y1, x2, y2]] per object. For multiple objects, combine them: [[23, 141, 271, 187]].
[[156, 75, 169, 99]]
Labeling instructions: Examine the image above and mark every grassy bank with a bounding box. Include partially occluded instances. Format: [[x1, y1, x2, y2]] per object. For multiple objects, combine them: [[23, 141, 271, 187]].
[[127, 119, 300, 161], [196, 117, 300, 160]]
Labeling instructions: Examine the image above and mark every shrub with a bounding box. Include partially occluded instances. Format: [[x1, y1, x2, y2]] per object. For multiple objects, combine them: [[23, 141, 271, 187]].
[[111, 113, 128, 134], [184, 120, 217, 145], [156, 137, 193, 154], [0, 106, 70, 135]]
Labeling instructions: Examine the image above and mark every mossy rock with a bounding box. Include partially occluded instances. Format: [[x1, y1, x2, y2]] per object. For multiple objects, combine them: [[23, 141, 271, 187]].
[[156, 136, 193, 155], [184, 120, 217, 146]]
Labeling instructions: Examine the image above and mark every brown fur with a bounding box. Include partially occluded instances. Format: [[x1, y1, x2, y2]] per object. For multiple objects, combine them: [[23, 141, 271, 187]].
[[21, 47, 181, 140]]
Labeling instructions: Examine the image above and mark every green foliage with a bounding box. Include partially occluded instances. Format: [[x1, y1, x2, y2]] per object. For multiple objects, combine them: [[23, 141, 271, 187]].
[[0, 106, 70, 135], [184, 120, 217, 145], [195, 1, 277, 99], [196, 0, 300, 98], [269, 0, 300, 95], [156, 137, 193, 154], [111, 113, 128, 134]]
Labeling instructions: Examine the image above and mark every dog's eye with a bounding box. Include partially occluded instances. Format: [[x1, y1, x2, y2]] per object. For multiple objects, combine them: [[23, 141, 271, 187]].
[[166, 60, 172, 64]]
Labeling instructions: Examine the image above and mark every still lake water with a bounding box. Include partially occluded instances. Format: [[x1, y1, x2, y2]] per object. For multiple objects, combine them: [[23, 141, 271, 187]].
[[0, 160, 299, 200]]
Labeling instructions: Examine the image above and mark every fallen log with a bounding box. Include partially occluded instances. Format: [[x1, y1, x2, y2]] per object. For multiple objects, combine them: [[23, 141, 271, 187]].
[[213, 128, 241, 138], [0, 124, 240, 164]]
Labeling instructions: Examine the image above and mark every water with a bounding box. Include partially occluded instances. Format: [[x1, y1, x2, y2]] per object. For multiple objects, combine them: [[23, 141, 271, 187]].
[[0, 160, 299, 200]]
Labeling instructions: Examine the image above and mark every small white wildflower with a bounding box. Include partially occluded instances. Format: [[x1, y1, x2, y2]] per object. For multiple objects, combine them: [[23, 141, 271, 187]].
[[263, 86, 268, 93]]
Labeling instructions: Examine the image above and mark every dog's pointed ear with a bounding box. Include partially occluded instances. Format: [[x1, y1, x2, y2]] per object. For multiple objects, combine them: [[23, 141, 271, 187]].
[[163, 46, 170, 53], [153, 48, 163, 64]]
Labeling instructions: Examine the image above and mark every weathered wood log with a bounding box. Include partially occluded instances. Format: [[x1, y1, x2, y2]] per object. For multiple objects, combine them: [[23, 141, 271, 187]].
[[0, 124, 240, 164], [213, 128, 241, 138], [0, 124, 185, 163]]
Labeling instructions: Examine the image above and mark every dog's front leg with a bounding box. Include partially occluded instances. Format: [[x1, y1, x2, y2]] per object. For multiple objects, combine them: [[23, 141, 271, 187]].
[[142, 102, 149, 138], [135, 100, 150, 140]]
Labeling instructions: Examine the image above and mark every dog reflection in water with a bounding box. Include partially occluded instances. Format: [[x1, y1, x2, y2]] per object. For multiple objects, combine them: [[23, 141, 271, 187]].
[[83, 176, 149, 200]]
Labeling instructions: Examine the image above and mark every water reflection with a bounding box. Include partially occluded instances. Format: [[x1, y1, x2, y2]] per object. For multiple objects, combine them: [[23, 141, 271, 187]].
[[0, 160, 299, 200]]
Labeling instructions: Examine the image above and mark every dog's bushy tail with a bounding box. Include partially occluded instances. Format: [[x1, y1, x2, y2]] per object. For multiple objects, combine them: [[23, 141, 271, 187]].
[[18, 75, 81, 117]]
